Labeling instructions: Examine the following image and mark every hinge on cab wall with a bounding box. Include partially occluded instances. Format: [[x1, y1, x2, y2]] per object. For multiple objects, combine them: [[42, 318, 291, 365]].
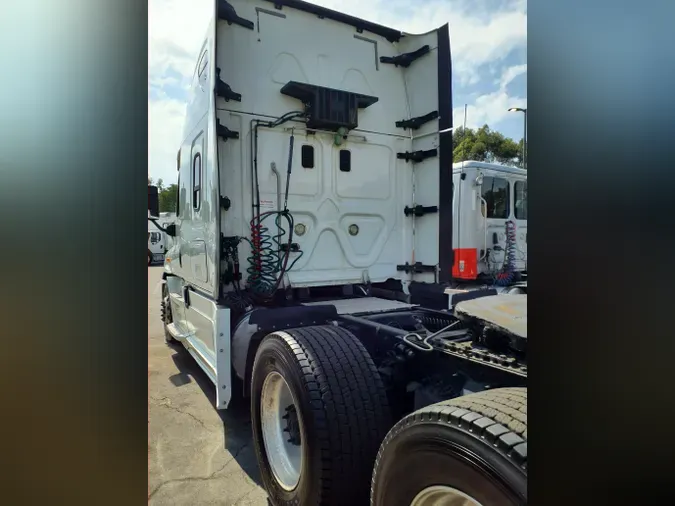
[[216, 68, 242, 102], [404, 205, 438, 217], [380, 45, 430, 68], [217, 120, 239, 141], [397, 149, 438, 163], [396, 111, 439, 130]]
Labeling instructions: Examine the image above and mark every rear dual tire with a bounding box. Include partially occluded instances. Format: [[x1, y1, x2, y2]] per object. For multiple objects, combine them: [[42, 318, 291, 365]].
[[251, 325, 392, 506], [371, 388, 528, 506]]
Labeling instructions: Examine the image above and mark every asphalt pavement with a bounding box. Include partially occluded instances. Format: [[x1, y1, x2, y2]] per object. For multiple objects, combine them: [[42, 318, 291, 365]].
[[148, 266, 268, 505]]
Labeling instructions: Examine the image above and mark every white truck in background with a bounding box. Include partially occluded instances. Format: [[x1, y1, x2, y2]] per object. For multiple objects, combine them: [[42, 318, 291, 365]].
[[152, 2, 527, 505], [450, 160, 527, 296], [148, 192, 177, 265], [148, 220, 168, 266]]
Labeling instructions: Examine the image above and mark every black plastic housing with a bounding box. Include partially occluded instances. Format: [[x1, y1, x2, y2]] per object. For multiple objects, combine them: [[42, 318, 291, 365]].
[[280, 81, 378, 131]]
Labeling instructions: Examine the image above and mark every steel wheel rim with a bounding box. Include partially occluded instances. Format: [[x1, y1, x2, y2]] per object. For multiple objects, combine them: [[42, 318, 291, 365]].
[[260, 371, 303, 491], [411, 485, 484, 506]]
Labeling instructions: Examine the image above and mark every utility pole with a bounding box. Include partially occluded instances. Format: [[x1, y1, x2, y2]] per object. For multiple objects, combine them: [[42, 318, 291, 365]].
[[508, 107, 527, 169]]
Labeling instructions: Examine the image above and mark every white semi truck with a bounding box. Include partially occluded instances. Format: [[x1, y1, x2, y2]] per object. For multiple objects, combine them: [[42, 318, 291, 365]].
[[152, 2, 527, 505]]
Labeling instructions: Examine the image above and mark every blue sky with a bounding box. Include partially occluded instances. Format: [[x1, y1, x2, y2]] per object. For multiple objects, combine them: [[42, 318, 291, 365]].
[[149, 0, 527, 184]]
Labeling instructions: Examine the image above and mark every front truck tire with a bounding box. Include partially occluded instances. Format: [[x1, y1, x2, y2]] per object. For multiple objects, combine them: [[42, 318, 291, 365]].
[[371, 388, 527, 506], [251, 325, 392, 506]]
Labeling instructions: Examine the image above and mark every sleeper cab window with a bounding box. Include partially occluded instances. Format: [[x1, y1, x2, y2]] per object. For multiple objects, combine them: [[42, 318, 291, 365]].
[[192, 153, 202, 210], [197, 50, 208, 77]]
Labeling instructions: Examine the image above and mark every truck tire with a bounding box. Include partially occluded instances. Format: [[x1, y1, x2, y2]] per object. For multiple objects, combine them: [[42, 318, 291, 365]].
[[371, 388, 527, 506], [148, 251, 153, 266], [160, 284, 176, 344], [251, 325, 392, 506]]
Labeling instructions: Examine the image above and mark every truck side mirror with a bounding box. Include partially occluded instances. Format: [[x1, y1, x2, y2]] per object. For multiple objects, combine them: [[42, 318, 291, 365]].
[[165, 224, 177, 237], [148, 185, 159, 217]]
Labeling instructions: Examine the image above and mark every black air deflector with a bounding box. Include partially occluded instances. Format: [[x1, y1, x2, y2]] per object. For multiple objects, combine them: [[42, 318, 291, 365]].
[[280, 81, 378, 131]]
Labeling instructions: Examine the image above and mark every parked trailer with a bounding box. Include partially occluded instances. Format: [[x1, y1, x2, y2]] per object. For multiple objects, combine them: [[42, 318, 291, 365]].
[[154, 2, 527, 505]]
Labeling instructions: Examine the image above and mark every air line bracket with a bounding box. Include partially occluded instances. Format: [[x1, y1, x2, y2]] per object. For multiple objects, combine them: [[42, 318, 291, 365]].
[[404, 205, 438, 217], [218, 0, 255, 30], [380, 45, 430, 68], [217, 120, 239, 141], [396, 111, 439, 130], [397, 149, 438, 163], [396, 262, 437, 274], [216, 68, 242, 102]]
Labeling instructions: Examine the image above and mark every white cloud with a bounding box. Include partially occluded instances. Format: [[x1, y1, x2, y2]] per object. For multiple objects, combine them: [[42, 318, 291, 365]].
[[498, 63, 527, 90], [454, 62, 527, 132], [148, 0, 527, 182], [149, 0, 212, 82], [148, 95, 187, 184], [149, 0, 212, 184], [305, 0, 526, 86]]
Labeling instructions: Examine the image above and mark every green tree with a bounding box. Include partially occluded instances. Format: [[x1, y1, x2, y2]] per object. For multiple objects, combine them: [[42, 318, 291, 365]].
[[149, 177, 176, 212], [159, 183, 178, 213], [453, 125, 525, 168]]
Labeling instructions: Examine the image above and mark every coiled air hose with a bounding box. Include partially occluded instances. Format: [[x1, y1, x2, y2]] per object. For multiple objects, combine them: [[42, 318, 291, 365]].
[[494, 220, 517, 286], [245, 119, 304, 300]]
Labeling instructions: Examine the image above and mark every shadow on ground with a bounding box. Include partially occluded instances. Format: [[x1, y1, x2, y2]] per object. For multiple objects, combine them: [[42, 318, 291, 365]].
[[168, 343, 263, 487]]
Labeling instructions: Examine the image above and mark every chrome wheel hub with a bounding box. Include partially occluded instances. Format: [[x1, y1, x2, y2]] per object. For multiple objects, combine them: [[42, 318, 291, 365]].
[[260, 371, 303, 491]]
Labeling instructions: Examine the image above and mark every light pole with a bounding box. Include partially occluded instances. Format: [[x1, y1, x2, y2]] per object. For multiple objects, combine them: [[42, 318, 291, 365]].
[[508, 107, 527, 169]]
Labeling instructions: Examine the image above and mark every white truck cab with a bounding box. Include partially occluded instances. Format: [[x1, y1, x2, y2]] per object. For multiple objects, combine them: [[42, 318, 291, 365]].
[[452, 160, 527, 286]]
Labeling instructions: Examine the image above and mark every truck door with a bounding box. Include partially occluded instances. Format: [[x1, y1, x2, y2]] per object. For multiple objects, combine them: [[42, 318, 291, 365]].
[[185, 132, 209, 287], [176, 152, 192, 278], [481, 175, 512, 272]]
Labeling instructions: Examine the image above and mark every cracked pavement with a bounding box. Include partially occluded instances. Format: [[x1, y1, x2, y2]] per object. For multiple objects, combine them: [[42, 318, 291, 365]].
[[148, 267, 268, 505]]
